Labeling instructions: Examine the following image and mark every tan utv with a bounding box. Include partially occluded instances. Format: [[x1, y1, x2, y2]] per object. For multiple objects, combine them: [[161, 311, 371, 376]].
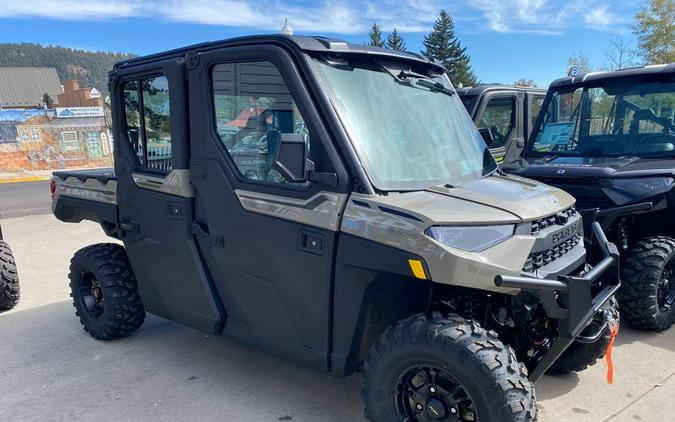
[[52, 35, 619, 421]]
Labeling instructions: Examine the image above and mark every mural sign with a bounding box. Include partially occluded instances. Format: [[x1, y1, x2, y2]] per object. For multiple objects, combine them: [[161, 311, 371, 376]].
[[55, 107, 104, 118]]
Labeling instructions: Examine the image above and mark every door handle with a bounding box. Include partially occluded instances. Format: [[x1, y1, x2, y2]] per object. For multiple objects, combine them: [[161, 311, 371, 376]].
[[297, 229, 324, 255], [119, 219, 140, 233]]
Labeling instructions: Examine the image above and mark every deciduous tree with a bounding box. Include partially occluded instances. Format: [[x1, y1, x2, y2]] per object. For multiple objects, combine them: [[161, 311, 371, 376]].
[[633, 0, 675, 64]]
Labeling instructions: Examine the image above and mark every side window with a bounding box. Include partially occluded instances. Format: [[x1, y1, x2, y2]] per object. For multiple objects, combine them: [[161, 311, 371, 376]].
[[478, 96, 516, 149], [530, 95, 545, 132], [212, 61, 310, 184], [122, 76, 172, 173]]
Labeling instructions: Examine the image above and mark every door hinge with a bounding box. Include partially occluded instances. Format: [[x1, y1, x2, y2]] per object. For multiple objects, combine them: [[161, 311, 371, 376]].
[[191, 222, 225, 249]]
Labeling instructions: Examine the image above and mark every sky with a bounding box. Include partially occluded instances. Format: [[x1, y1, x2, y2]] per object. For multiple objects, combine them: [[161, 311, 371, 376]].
[[0, 0, 643, 87]]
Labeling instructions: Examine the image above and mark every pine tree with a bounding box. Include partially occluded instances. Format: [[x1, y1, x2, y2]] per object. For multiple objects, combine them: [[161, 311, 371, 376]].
[[422, 10, 478, 87], [368, 23, 385, 48], [386, 28, 407, 51]]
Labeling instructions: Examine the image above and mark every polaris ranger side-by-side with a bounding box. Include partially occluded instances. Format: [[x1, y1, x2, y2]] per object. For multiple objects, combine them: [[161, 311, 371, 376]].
[[458, 85, 547, 164], [52, 36, 620, 421], [504, 64, 675, 332]]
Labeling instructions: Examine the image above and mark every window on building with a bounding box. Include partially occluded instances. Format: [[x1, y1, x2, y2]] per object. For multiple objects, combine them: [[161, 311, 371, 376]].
[[211, 61, 310, 184], [86, 131, 102, 158], [478, 96, 516, 149], [19, 130, 29, 142], [122, 76, 172, 173], [60, 131, 80, 152], [31, 128, 41, 141]]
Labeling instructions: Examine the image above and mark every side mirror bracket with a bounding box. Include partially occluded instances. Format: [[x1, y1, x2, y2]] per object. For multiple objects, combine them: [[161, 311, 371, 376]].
[[273, 133, 337, 187], [273, 133, 310, 183]]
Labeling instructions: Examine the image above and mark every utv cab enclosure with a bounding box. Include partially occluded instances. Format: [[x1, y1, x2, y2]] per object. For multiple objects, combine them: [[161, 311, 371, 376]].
[[458, 85, 546, 164], [504, 64, 675, 331], [53, 35, 619, 421]]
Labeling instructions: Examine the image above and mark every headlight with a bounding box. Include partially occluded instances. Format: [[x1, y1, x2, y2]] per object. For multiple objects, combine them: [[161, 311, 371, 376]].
[[425, 225, 515, 252], [602, 177, 674, 205]]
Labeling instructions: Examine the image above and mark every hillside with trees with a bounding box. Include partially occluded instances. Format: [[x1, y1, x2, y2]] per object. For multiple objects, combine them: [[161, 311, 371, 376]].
[[0, 43, 135, 96]]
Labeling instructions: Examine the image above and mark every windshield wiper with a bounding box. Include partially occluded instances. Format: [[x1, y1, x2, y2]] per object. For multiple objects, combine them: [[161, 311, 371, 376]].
[[415, 79, 455, 96]]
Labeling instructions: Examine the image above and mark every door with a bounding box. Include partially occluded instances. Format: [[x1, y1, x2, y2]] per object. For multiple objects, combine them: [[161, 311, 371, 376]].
[[112, 59, 224, 334], [187, 45, 348, 370], [476, 92, 520, 163]]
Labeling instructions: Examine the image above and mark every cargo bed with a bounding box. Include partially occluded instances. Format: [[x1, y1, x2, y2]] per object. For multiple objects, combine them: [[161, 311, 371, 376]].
[[51, 168, 120, 237]]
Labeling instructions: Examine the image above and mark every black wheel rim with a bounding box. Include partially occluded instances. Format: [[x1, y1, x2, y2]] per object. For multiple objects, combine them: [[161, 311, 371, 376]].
[[80, 272, 104, 318], [395, 366, 477, 422], [658, 261, 675, 313]]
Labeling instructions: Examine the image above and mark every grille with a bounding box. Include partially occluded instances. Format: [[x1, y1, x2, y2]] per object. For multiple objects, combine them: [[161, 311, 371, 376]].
[[530, 206, 577, 235], [523, 234, 581, 273]]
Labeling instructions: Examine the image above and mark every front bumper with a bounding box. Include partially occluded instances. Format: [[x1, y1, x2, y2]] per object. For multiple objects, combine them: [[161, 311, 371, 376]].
[[494, 222, 620, 382]]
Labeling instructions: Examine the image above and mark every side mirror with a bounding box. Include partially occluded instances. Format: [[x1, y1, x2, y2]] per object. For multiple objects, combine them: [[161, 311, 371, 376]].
[[273, 133, 312, 183], [478, 127, 495, 147]]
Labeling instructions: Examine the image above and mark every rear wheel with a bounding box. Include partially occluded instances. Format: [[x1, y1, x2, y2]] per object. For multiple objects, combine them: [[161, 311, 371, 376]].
[[69, 243, 145, 339], [548, 296, 619, 375], [0, 240, 20, 311], [362, 313, 537, 422], [621, 236, 675, 332]]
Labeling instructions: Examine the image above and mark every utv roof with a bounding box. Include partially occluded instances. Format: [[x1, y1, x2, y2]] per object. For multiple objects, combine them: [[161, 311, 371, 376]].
[[113, 34, 445, 73], [550, 63, 675, 88], [456, 84, 546, 96]]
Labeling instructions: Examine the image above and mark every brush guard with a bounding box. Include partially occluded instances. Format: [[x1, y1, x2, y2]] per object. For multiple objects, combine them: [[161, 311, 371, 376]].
[[494, 222, 621, 382]]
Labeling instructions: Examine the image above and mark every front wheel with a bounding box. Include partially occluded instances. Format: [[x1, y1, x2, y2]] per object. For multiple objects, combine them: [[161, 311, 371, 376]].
[[362, 313, 537, 422], [621, 236, 675, 332]]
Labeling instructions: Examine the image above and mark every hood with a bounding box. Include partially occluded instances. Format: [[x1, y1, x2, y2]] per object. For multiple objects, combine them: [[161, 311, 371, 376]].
[[353, 174, 575, 225], [426, 174, 575, 221]]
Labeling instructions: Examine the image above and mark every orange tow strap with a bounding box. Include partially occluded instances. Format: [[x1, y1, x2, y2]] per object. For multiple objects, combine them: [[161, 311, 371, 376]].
[[605, 324, 619, 384]]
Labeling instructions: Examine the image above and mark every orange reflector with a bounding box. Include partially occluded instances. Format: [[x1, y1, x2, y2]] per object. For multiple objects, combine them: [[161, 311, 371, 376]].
[[408, 259, 427, 280], [605, 324, 619, 384]]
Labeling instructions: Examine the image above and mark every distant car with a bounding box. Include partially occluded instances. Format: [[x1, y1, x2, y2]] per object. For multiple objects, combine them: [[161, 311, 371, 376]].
[[0, 223, 20, 311]]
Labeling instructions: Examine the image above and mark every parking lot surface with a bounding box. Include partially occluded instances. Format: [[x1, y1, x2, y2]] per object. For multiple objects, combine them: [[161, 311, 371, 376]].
[[0, 214, 674, 421]]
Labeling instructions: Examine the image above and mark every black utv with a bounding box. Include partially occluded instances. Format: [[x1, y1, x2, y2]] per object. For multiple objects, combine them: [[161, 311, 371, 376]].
[[504, 63, 675, 331], [0, 223, 20, 311], [52, 35, 620, 421]]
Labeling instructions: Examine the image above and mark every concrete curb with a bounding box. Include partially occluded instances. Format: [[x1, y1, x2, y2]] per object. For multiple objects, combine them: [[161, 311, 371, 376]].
[[0, 176, 50, 184]]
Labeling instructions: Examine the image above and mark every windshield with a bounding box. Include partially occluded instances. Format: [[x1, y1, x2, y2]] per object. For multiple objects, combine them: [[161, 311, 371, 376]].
[[312, 57, 496, 190], [530, 78, 675, 158]]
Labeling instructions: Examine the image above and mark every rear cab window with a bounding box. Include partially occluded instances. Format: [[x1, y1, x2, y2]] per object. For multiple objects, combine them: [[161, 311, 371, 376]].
[[122, 76, 172, 173]]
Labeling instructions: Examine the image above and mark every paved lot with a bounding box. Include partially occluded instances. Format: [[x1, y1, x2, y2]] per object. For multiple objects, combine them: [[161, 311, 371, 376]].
[[0, 180, 51, 219], [0, 214, 674, 421]]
